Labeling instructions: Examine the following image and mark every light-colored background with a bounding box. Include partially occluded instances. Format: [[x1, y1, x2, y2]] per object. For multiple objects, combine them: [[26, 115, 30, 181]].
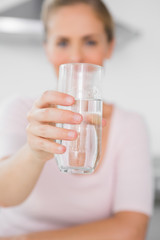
[[0, 0, 159, 158]]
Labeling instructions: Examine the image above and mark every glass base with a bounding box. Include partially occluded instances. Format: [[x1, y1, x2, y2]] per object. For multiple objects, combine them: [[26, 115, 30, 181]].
[[59, 166, 94, 174]]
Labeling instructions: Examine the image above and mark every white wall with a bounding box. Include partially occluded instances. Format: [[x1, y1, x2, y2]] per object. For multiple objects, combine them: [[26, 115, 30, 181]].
[[0, 40, 56, 98], [103, 0, 160, 157], [0, 0, 159, 157]]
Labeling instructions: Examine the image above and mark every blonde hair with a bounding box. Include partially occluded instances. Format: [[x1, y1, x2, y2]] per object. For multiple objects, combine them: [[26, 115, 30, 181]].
[[41, 0, 114, 42]]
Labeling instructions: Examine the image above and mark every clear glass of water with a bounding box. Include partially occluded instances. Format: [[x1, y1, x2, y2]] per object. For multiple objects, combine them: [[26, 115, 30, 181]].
[[56, 63, 103, 174]]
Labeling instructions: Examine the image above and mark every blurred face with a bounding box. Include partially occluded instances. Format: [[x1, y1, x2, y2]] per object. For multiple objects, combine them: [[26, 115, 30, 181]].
[[45, 3, 114, 77]]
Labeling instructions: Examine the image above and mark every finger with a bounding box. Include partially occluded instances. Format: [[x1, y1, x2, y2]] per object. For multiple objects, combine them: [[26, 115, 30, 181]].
[[28, 134, 66, 154], [30, 108, 83, 124], [35, 90, 75, 108], [27, 123, 78, 141]]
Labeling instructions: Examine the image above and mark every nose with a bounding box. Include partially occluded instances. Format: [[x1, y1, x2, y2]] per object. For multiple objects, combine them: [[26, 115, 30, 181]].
[[70, 44, 84, 63]]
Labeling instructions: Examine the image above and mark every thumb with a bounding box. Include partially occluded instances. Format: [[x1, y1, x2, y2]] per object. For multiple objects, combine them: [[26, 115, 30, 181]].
[[102, 118, 107, 128]]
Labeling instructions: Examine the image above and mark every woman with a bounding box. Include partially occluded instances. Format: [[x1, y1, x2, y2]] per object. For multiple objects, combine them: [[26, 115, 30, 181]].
[[0, 0, 153, 239]]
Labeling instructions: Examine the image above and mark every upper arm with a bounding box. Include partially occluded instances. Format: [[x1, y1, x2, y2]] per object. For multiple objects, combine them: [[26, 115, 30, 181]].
[[114, 211, 149, 240]]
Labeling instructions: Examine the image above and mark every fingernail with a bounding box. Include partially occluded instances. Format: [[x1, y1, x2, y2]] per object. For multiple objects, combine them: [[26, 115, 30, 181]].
[[66, 96, 74, 104], [102, 119, 107, 127], [58, 145, 66, 153], [73, 114, 82, 122], [68, 131, 76, 138]]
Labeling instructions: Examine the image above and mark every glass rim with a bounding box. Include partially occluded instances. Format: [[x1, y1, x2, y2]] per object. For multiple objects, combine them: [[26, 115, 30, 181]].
[[59, 62, 103, 71]]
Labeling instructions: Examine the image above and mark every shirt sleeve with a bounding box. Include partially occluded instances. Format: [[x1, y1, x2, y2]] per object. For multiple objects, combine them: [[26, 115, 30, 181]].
[[112, 113, 154, 216], [0, 96, 30, 158]]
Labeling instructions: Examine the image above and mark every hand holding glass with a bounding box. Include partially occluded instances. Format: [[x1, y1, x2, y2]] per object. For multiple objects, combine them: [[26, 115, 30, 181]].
[[56, 63, 103, 174]]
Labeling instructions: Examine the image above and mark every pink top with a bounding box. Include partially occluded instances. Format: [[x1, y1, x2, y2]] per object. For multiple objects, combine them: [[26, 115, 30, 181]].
[[0, 96, 153, 237]]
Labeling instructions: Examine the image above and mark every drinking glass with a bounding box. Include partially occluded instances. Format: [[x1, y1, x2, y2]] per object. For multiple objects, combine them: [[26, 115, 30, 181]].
[[55, 63, 103, 174]]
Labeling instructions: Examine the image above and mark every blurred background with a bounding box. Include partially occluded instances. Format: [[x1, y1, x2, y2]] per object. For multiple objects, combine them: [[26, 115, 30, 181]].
[[0, 0, 159, 238]]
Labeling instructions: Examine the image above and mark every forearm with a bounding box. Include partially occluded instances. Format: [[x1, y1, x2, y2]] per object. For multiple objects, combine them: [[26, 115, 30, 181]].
[[0, 144, 46, 207], [25, 219, 121, 240], [24, 214, 146, 240]]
